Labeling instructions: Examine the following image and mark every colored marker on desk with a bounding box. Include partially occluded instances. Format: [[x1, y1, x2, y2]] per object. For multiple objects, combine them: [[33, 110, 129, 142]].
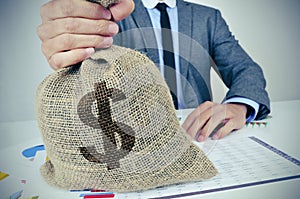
[[71, 189, 114, 198], [25, 196, 39, 199], [246, 121, 268, 128], [0, 171, 9, 181], [22, 145, 45, 159], [246, 114, 271, 128], [81, 193, 115, 198], [10, 190, 23, 199]]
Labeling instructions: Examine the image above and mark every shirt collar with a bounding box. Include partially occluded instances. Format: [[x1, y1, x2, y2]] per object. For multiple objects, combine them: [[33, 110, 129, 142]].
[[141, 0, 177, 9]]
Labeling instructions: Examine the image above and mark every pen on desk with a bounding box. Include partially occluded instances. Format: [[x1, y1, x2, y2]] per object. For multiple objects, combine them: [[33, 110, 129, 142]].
[[70, 189, 92, 192], [91, 190, 107, 192]]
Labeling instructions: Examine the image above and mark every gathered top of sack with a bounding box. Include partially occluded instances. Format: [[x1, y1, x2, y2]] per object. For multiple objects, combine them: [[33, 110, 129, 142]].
[[86, 0, 119, 8]]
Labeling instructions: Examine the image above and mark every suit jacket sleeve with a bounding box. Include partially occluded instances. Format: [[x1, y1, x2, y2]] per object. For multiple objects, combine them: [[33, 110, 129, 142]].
[[211, 9, 270, 119]]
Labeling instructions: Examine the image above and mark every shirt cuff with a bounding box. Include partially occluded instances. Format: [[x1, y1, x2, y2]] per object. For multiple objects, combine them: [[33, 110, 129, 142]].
[[224, 97, 259, 123]]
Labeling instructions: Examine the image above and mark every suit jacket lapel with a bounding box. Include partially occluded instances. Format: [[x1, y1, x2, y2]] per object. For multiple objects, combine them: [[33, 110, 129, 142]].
[[132, 0, 152, 28], [131, 0, 159, 64], [178, 0, 192, 76], [177, 0, 200, 106]]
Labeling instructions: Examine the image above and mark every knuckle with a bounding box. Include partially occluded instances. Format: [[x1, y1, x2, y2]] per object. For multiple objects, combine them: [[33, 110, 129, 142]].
[[91, 36, 104, 47], [40, 2, 50, 20], [93, 20, 109, 35], [40, 0, 57, 21], [63, 18, 78, 32], [61, 34, 73, 49], [209, 116, 219, 125], [37, 23, 51, 41], [95, 20, 106, 32], [59, 0, 74, 17], [36, 24, 44, 40], [95, 20, 119, 35], [195, 105, 203, 115], [41, 42, 50, 58], [204, 101, 213, 106]]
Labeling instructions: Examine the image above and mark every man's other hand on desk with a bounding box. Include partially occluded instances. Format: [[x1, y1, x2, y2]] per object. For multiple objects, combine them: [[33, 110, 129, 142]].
[[182, 101, 247, 142]]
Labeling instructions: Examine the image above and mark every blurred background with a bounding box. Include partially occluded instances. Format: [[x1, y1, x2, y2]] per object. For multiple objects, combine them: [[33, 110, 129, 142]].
[[0, 0, 299, 122]]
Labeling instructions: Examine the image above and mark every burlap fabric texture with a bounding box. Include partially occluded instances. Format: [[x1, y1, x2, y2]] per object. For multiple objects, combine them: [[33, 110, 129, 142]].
[[36, 45, 217, 192], [86, 0, 119, 8]]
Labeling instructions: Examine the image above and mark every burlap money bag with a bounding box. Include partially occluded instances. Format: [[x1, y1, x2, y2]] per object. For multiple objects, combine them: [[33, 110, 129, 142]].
[[36, 0, 217, 192], [36, 45, 217, 192]]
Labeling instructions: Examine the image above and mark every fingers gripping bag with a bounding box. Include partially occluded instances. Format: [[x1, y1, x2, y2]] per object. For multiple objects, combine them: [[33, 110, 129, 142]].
[[35, 0, 217, 192]]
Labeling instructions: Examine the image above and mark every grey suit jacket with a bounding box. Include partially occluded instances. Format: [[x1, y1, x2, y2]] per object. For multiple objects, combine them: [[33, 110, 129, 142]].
[[114, 0, 270, 119]]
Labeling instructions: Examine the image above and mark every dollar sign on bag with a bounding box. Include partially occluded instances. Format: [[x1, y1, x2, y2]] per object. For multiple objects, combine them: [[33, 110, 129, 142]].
[[77, 81, 135, 170]]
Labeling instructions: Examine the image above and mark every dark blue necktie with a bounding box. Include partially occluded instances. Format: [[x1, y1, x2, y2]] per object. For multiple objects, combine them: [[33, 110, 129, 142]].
[[156, 3, 178, 109]]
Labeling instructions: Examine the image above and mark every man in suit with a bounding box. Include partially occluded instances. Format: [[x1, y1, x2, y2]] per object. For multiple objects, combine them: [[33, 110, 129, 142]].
[[37, 0, 270, 142]]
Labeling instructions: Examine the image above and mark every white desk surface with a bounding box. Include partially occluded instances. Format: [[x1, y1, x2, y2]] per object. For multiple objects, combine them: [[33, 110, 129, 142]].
[[0, 100, 299, 199]]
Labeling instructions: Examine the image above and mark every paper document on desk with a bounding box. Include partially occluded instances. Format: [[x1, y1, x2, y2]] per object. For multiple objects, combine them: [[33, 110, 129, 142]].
[[0, 135, 299, 198], [115, 136, 300, 199]]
